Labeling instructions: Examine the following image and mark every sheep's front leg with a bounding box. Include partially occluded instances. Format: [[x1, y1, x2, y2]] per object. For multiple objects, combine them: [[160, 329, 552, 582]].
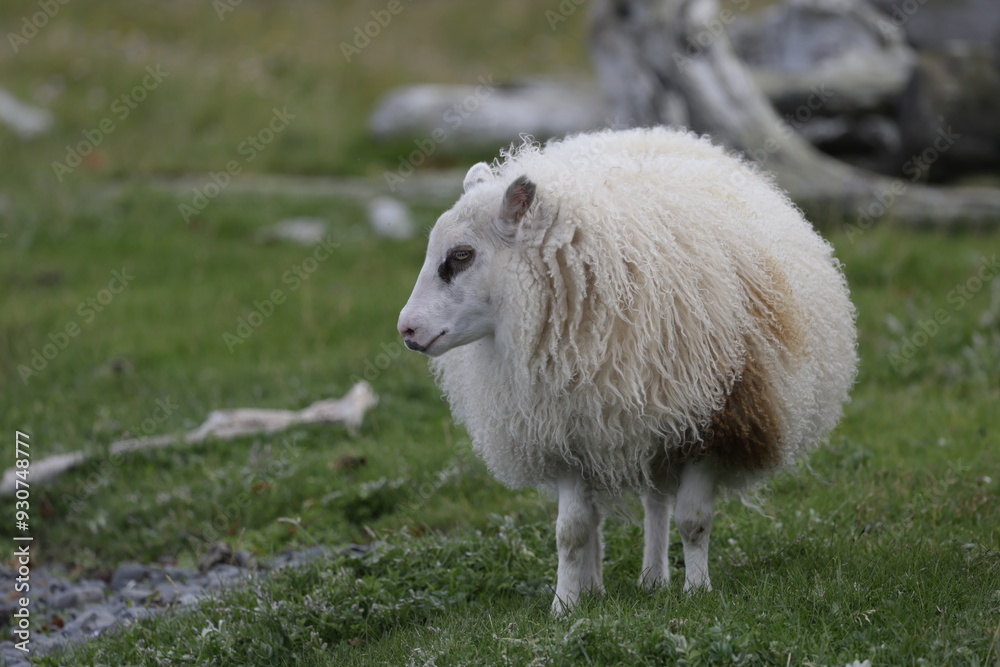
[[552, 473, 603, 615], [640, 491, 673, 589], [675, 460, 716, 592]]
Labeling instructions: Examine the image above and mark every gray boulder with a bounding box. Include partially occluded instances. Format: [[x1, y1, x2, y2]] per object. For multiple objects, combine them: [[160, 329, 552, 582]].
[[369, 78, 609, 148], [898, 43, 1000, 179]]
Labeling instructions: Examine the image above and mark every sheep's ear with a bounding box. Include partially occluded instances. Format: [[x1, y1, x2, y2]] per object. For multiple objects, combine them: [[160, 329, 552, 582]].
[[496, 175, 536, 237], [463, 162, 493, 193]]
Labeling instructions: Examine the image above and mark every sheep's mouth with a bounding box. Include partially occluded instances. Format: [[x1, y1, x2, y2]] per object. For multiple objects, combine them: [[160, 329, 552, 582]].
[[406, 330, 446, 355]]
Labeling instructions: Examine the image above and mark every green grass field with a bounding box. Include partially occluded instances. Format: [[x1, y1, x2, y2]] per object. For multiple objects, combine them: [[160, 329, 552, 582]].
[[1, 1, 998, 665]]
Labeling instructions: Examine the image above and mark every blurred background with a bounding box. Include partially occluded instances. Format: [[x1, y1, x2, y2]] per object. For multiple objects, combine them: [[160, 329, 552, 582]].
[[1, 1, 998, 664]]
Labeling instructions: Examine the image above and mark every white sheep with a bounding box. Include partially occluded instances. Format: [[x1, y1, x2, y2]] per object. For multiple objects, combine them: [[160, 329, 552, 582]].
[[397, 127, 857, 614]]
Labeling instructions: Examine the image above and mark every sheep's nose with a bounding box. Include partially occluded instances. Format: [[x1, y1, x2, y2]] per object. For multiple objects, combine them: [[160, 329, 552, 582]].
[[398, 322, 422, 350]]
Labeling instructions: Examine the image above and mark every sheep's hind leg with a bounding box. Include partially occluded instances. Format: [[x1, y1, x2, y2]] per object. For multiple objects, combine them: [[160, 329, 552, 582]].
[[640, 491, 673, 589], [588, 508, 604, 594], [675, 460, 716, 592], [552, 473, 602, 615]]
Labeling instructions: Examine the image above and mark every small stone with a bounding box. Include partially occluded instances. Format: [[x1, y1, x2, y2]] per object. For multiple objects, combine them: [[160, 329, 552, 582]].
[[145, 569, 167, 586], [110, 564, 152, 591], [120, 605, 154, 623], [256, 217, 328, 245], [63, 607, 117, 636], [119, 586, 155, 603], [154, 581, 203, 606], [49, 587, 105, 610], [0, 87, 54, 139], [234, 550, 256, 569], [340, 544, 370, 558], [178, 592, 202, 606], [198, 542, 235, 572], [368, 197, 414, 240], [206, 564, 243, 588], [0, 640, 31, 666], [154, 582, 178, 605]]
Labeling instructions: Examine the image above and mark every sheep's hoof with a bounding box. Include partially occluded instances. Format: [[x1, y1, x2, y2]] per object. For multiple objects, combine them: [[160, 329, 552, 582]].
[[682, 580, 713, 594], [551, 595, 575, 616], [639, 571, 669, 590]]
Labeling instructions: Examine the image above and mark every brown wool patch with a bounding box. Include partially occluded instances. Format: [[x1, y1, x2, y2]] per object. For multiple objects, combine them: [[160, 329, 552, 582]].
[[699, 257, 804, 470], [745, 256, 805, 357], [702, 346, 782, 470]]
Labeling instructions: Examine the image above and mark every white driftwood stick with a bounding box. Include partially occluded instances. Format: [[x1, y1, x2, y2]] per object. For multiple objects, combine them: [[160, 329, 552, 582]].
[[1, 382, 378, 495]]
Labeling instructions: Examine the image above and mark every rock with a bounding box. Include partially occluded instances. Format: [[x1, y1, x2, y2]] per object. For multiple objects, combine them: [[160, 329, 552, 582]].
[[367, 197, 414, 240], [260, 545, 328, 571], [234, 550, 256, 569], [198, 541, 235, 572], [153, 581, 179, 605], [48, 587, 105, 611], [340, 544, 371, 559], [110, 563, 152, 591], [0, 641, 30, 666], [867, 0, 1000, 50], [155, 581, 203, 606], [256, 217, 328, 246], [369, 78, 609, 148], [177, 592, 202, 606], [797, 114, 902, 171], [4, 544, 366, 659], [165, 566, 199, 582], [119, 586, 155, 603], [119, 605, 154, 624], [729, 0, 916, 114], [62, 607, 117, 636], [897, 44, 1000, 179], [205, 564, 244, 588], [0, 87, 53, 139]]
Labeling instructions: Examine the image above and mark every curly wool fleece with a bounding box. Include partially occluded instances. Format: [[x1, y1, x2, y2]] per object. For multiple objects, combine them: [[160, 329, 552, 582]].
[[429, 128, 857, 494]]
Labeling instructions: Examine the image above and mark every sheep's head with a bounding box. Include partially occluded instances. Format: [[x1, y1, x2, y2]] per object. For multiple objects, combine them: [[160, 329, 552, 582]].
[[398, 163, 536, 356]]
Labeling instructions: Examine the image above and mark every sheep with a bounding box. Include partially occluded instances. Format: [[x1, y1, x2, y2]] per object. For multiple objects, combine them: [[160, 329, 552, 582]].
[[397, 127, 857, 614]]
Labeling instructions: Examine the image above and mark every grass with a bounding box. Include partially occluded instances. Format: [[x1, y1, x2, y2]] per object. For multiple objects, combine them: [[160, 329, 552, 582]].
[[1, 1, 998, 665]]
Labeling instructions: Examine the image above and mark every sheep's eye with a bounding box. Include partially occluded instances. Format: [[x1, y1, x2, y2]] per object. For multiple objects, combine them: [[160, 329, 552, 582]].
[[438, 246, 476, 284]]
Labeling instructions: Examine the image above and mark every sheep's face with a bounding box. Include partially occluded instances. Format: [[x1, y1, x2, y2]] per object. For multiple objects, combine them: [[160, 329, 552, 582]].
[[398, 163, 535, 357]]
